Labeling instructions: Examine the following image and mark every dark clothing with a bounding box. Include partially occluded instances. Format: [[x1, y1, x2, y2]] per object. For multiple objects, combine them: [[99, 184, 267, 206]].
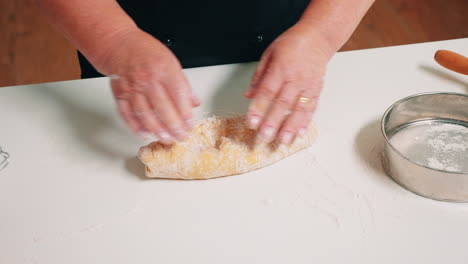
[[78, 0, 310, 78]]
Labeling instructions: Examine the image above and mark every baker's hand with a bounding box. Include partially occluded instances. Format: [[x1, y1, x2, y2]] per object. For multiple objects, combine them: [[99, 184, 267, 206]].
[[95, 29, 200, 144], [244, 24, 334, 144]]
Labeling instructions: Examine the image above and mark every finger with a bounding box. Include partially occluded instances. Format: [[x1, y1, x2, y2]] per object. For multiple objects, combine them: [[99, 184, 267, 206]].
[[245, 65, 282, 130], [278, 90, 319, 144], [112, 79, 145, 134], [297, 99, 318, 135], [164, 73, 195, 129], [146, 84, 188, 141], [132, 93, 174, 144], [244, 53, 272, 98], [189, 87, 201, 107], [116, 99, 142, 133], [191, 95, 201, 107], [257, 81, 301, 143]]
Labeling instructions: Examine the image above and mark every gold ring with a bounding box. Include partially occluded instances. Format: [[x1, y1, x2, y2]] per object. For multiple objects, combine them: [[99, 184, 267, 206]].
[[298, 96, 310, 103]]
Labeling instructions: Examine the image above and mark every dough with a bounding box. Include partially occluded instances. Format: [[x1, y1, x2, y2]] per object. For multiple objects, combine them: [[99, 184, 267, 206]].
[[137, 115, 317, 180]]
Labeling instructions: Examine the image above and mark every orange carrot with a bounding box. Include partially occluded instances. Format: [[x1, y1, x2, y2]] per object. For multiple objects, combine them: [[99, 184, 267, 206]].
[[434, 50, 468, 75]]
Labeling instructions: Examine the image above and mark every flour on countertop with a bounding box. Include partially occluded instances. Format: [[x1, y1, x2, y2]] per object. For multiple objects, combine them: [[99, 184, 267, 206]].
[[389, 123, 468, 173]]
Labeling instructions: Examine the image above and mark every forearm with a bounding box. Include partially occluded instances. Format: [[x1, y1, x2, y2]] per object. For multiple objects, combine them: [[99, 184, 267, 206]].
[[297, 0, 375, 56], [35, 0, 138, 69]]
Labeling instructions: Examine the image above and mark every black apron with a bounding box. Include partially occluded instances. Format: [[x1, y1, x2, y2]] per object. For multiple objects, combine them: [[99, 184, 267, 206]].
[[78, 0, 310, 78]]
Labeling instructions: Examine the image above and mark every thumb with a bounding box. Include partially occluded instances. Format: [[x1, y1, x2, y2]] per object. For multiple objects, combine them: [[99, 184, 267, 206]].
[[245, 53, 272, 98], [191, 95, 201, 107]]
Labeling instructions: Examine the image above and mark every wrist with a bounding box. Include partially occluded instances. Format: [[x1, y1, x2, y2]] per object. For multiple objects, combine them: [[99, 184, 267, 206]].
[[295, 0, 375, 56], [288, 20, 337, 61], [87, 26, 142, 75]]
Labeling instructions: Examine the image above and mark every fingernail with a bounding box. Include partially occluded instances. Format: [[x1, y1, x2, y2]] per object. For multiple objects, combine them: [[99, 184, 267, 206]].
[[280, 132, 293, 144], [158, 132, 173, 143], [138, 132, 159, 143], [259, 126, 275, 142], [191, 90, 201, 101], [173, 128, 188, 141], [298, 128, 307, 137], [248, 115, 261, 130], [191, 96, 201, 107]]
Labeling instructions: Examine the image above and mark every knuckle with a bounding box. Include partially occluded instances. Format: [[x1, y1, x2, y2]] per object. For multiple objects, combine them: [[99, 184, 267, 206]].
[[156, 109, 177, 121], [251, 72, 263, 87], [167, 122, 184, 132], [282, 79, 302, 89], [294, 103, 309, 113], [280, 126, 295, 135], [308, 93, 320, 100], [263, 64, 277, 76], [282, 83, 305, 98], [172, 85, 188, 98], [274, 95, 292, 106], [282, 116, 298, 127], [127, 71, 162, 91], [113, 79, 158, 101], [263, 117, 283, 128], [131, 78, 153, 91], [114, 90, 135, 101], [129, 68, 153, 81], [144, 86, 165, 101], [282, 72, 300, 81], [133, 107, 157, 118], [147, 123, 162, 134], [148, 88, 165, 101], [257, 85, 277, 99]]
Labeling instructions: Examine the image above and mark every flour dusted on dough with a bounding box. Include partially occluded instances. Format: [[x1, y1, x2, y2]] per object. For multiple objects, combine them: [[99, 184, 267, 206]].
[[137, 115, 317, 180]]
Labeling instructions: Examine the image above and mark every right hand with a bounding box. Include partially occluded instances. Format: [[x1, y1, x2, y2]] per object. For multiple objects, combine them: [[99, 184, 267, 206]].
[[93, 29, 200, 144]]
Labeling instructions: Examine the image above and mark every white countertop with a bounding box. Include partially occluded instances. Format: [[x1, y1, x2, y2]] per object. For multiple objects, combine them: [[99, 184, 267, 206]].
[[1, 38, 468, 263]]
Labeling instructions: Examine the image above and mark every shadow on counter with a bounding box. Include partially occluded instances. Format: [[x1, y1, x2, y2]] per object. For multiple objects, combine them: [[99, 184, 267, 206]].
[[353, 118, 394, 185], [20, 82, 146, 180], [209, 63, 255, 115], [419, 65, 468, 93]]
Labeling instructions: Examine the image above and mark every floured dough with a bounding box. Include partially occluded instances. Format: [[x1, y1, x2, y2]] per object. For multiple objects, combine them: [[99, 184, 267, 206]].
[[137, 115, 317, 180]]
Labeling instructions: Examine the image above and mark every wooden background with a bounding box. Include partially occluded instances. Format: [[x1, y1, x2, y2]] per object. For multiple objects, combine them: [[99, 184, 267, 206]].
[[1, 0, 467, 87]]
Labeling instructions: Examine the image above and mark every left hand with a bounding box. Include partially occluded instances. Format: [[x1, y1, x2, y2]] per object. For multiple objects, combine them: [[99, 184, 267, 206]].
[[244, 23, 334, 144]]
